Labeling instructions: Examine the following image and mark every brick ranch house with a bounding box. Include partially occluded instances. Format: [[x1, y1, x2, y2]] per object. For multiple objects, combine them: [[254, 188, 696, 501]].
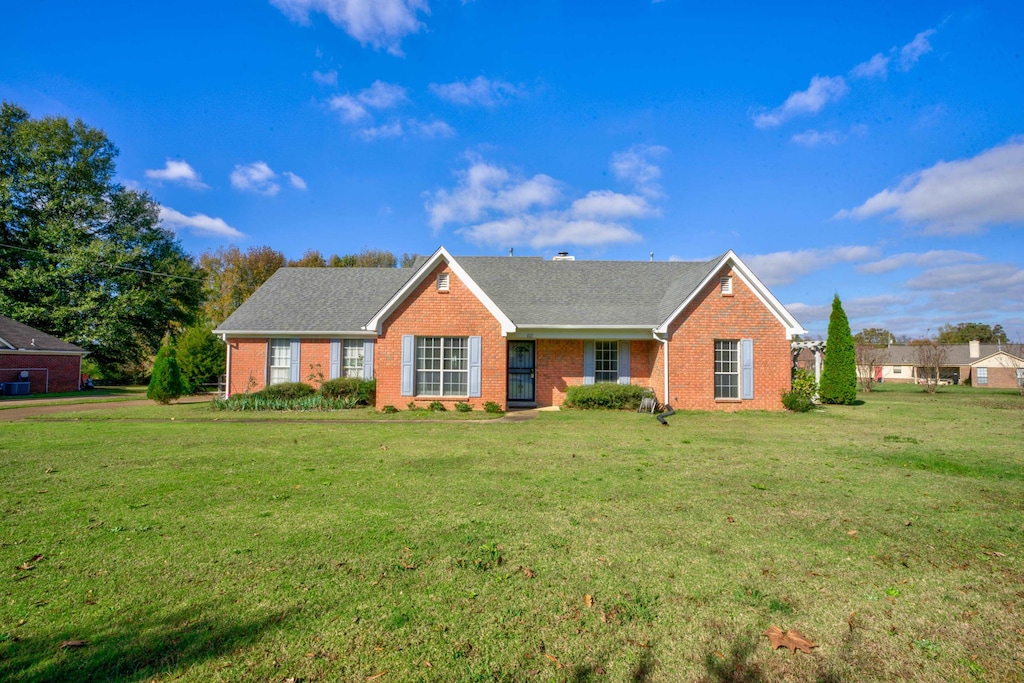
[[214, 247, 806, 411], [0, 314, 88, 394]]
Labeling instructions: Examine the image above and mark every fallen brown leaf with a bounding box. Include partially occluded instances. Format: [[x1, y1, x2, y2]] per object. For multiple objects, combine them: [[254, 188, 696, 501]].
[[764, 625, 817, 654], [423, 661, 432, 668], [366, 671, 387, 681], [983, 551, 1005, 558], [726, 516, 736, 523], [521, 566, 535, 579], [17, 562, 35, 571], [584, 594, 593, 608], [59, 639, 88, 649], [847, 530, 858, 538], [544, 653, 563, 669]]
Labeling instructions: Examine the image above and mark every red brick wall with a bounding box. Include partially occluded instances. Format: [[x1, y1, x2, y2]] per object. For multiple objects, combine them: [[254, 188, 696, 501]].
[[376, 264, 506, 410], [973, 366, 1023, 389], [664, 266, 790, 411], [227, 339, 268, 395], [300, 339, 332, 388], [536, 339, 582, 406], [0, 353, 82, 393]]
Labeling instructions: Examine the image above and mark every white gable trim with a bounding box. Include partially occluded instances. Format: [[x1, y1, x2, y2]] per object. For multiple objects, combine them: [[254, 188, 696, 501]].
[[0, 335, 15, 350], [655, 251, 806, 338], [363, 246, 516, 335], [970, 351, 1024, 368]]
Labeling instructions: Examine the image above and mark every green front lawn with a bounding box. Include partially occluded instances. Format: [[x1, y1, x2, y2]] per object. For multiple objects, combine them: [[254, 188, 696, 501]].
[[1, 390, 1021, 681]]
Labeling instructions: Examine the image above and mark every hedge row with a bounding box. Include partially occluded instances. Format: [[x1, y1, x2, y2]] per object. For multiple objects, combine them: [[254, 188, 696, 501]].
[[212, 379, 376, 412], [563, 383, 646, 410]]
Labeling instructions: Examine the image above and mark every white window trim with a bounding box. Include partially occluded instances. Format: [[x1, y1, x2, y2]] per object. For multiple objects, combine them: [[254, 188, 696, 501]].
[[594, 340, 618, 383], [976, 367, 988, 385], [342, 339, 364, 379], [715, 339, 740, 399], [415, 336, 468, 396], [268, 339, 291, 386]]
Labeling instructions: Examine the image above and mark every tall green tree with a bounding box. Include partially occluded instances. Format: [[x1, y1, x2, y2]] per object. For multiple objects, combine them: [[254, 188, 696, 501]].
[[853, 327, 894, 347], [820, 294, 857, 404], [936, 322, 1008, 345], [0, 102, 203, 376], [199, 245, 286, 325], [176, 323, 226, 394], [147, 339, 183, 404]]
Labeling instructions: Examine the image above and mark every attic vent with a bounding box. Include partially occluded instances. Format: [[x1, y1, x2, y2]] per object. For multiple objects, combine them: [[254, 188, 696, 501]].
[[720, 276, 733, 295], [436, 272, 450, 292], [552, 251, 575, 261]]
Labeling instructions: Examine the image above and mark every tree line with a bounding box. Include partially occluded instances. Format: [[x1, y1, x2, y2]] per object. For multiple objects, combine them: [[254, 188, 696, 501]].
[[1, 102, 415, 386]]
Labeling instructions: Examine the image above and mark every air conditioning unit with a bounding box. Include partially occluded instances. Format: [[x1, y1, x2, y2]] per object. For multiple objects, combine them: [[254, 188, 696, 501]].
[[2, 382, 30, 396]]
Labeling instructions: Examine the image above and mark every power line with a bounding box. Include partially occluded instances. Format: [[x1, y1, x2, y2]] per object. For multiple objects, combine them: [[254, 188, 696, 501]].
[[0, 242, 206, 282]]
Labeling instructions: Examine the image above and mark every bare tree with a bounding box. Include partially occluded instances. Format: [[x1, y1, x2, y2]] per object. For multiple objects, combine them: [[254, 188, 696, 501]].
[[855, 344, 885, 392], [914, 341, 948, 394]]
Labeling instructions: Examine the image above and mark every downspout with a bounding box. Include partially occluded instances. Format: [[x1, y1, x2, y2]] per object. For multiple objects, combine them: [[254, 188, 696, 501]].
[[653, 330, 669, 406], [221, 333, 231, 398]]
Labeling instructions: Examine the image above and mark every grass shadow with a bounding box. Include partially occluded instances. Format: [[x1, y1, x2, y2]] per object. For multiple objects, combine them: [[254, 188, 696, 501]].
[[701, 632, 765, 683], [0, 604, 291, 682]]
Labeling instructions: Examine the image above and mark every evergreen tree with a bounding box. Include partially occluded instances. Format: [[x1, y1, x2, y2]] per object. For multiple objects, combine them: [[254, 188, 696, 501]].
[[820, 294, 857, 404], [176, 324, 226, 394], [147, 340, 183, 404]]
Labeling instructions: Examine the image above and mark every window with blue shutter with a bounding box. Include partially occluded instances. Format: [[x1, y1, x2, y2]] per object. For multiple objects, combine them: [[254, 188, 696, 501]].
[[618, 341, 631, 385], [329, 340, 341, 380], [583, 341, 595, 385], [468, 336, 482, 397], [289, 339, 301, 383], [741, 338, 754, 400], [401, 335, 415, 396], [363, 339, 374, 380]]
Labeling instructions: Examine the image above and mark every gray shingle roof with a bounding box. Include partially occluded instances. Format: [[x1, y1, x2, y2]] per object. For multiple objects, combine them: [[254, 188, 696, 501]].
[[873, 344, 1022, 365], [0, 315, 86, 353], [215, 267, 416, 333], [457, 256, 723, 326]]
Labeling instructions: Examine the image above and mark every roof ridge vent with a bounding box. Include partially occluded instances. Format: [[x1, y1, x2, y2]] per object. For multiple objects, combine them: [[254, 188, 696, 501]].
[[552, 251, 575, 261]]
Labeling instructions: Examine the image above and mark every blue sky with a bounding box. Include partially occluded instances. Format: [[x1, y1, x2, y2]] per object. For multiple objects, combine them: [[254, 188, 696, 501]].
[[4, 1, 1023, 339]]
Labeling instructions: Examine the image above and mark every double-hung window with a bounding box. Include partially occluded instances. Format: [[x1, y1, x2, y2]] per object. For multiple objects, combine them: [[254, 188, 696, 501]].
[[976, 367, 988, 385], [594, 341, 618, 383], [269, 339, 291, 385], [342, 340, 364, 378], [416, 337, 468, 396], [714, 340, 740, 399]]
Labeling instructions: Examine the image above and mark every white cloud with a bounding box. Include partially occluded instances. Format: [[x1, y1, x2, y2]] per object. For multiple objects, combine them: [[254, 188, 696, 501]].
[[427, 158, 561, 228], [791, 129, 843, 147], [328, 94, 369, 122], [329, 81, 408, 123], [743, 245, 880, 286], [904, 262, 1022, 291], [570, 190, 657, 220], [144, 159, 208, 190], [355, 120, 404, 141], [284, 171, 308, 190], [230, 161, 281, 195], [159, 206, 245, 239], [835, 138, 1024, 234], [857, 250, 986, 275], [851, 53, 890, 79], [610, 144, 669, 197], [752, 75, 848, 129], [458, 215, 641, 250], [357, 80, 408, 108], [270, 0, 428, 56], [427, 150, 667, 249], [429, 76, 520, 106], [409, 119, 455, 138], [312, 69, 338, 86], [898, 29, 935, 71]]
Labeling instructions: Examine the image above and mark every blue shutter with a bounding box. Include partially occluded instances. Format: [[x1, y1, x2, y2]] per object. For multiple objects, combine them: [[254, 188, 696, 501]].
[[329, 339, 341, 379], [741, 338, 754, 400], [401, 335, 415, 396], [583, 341, 595, 385], [468, 336, 482, 397], [618, 341, 631, 385], [363, 339, 374, 380], [289, 339, 301, 383]]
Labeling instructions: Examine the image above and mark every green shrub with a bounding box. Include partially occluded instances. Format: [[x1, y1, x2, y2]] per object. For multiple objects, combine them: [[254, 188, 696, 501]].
[[212, 393, 357, 412], [484, 401, 503, 414], [563, 383, 646, 410], [428, 400, 447, 412], [319, 378, 376, 405], [820, 294, 857, 405], [791, 368, 817, 397], [381, 405, 399, 414], [256, 382, 315, 400], [454, 402, 472, 413], [176, 324, 225, 394], [147, 341, 183, 404], [781, 388, 814, 412]]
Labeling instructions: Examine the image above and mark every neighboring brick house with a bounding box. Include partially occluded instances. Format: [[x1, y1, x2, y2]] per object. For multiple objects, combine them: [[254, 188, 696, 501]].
[[0, 315, 87, 394], [214, 247, 806, 411], [857, 340, 1024, 388]]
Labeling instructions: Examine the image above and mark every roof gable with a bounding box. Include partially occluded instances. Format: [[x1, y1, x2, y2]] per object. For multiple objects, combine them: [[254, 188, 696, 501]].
[[364, 247, 516, 334]]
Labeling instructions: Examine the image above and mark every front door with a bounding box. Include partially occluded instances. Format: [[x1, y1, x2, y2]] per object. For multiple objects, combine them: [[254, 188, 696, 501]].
[[507, 341, 535, 403]]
